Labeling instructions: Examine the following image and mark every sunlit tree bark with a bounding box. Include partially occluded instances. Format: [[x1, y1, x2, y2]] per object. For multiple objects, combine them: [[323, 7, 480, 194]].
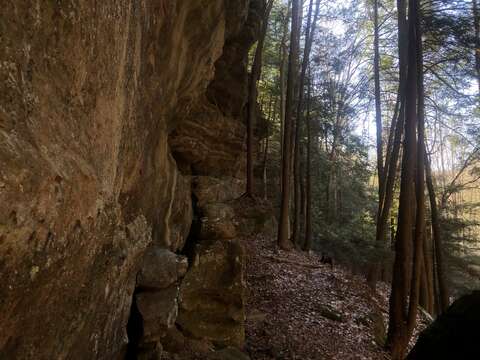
[[386, 0, 420, 357], [278, 0, 301, 249]]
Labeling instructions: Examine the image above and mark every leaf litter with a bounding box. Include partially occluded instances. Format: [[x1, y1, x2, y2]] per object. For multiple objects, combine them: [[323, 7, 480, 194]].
[[244, 235, 428, 360]]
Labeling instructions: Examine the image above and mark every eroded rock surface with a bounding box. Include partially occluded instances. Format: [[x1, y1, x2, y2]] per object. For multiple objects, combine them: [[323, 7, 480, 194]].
[[0, 0, 266, 358], [192, 176, 245, 208], [136, 286, 180, 341], [178, 239, 247, 348], [137, 247, 188, 290]]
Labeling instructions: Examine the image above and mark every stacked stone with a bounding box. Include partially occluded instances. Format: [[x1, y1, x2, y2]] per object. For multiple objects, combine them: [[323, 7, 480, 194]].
[[133, 248, 188, 358]]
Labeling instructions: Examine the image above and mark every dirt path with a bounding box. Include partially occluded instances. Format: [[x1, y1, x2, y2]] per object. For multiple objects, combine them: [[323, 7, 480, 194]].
[[244, 235, 392, 360]]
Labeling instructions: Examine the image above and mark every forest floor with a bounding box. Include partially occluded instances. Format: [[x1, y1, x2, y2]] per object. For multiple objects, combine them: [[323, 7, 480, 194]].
[[243, 235, 428, 360]]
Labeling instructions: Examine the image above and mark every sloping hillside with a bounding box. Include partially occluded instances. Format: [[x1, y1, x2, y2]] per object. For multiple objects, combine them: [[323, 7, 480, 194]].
[[244, 235, 428, 360]]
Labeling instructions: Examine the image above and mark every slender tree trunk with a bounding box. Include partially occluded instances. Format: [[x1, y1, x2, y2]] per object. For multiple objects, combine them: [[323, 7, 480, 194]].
[[263, 95, 273, 200], [293, 0, 321, 247], [425, 150, 450, 313], [368, 0, 385, 287], [368, 0, 408, 288], [328, 114, 342, 222], [419, 246, 428, 311], [300, 158, 307, 240], [305, 71, 313, 251], [374, 0, 384, 193], [386, 0, 419, 357], [263, 128, 269, 200], [390, 214, 396, 249], [432, 230, 441, 315], [292, 0, 310, 247], [423, 229, 435, 315], [407, 9, 426, 339], [279, 2, 291, 168], [279, 2, 291, 236], [246, 0, 274, 197], [278, 0, 301, 249]]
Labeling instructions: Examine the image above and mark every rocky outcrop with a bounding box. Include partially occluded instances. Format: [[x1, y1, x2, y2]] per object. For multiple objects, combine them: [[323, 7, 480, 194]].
[[193, 176, 245, 207], [136, 286, 180, 341], [408, 291, 480, 359], [178, 239, 246, 348], [127, 247, 188, 357], [170, 0, 261, 178], [0, 0, 269, 358], [164, 0, 268, 352], [170, 103, 247, 178], [137, 247, 188, 290]]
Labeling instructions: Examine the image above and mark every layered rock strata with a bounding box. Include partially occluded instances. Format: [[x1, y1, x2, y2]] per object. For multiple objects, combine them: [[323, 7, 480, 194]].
[[0, 0, 269, 358]]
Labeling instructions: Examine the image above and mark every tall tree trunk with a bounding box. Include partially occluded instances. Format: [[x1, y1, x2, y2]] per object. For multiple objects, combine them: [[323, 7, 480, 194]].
[[305, 70, 313, 251], [419, 245, 428, 311], [423, 229, 435, 315], [263, 95, 274, 200], [431, 229, 441, 315], [386, 0, 419, 357], [368, 0, 408, 288], [293, 0, 321, 247], [279, 1, 291, 168], [374, 0, 384, 194], [278, 0, 301, 249], [425, 150, 450, 313], [246, 0, 274, 197], [368, 0, 385, 287], [263, 128, 269, 200], [407, 8, 426, 338]]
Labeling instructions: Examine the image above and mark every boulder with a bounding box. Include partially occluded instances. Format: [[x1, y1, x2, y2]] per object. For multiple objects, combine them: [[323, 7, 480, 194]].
[[136, 287, 179, 342], [137, 247, 188, 290], [177, 239, 246, 347], [408, 291, 480, 359]]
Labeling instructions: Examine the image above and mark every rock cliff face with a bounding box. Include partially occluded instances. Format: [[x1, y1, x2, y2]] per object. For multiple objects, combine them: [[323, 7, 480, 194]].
[[0, 0, 267, 358]]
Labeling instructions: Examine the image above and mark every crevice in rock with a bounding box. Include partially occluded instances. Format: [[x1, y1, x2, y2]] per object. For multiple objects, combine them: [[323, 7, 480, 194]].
[[180, 192, 202, 267], [125, 291, 143, 360]]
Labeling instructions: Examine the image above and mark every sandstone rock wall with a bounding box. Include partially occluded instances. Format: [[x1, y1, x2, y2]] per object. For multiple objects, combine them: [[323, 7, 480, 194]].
[[0, 0, 267, 358]]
